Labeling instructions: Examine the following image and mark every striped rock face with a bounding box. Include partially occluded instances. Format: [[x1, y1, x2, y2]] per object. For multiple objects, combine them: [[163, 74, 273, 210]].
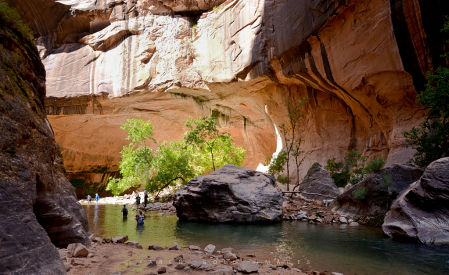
[[9, 0, 449, 196]]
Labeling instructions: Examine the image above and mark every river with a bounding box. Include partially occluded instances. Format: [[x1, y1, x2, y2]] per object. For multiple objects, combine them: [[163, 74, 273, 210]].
[[82, 204, 449, 275]]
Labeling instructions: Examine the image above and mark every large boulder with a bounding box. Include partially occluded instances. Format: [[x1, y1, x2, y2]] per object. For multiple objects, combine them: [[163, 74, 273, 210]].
[[0, 13, 90, 274], [173, 165, 283, 223], [296, 163, 341, 201], [382, 158, 449, 244], [333, 163, 424, 226]]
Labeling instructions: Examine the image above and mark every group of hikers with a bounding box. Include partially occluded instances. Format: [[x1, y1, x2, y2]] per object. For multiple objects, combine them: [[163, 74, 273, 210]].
[[120, 190, 149, 225], [86, 193, 100, 203], [87, 190, 149, 225]]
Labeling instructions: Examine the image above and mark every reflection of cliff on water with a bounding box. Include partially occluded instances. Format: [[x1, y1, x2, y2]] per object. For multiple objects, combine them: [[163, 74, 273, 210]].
[[82, 205, 449, 275]]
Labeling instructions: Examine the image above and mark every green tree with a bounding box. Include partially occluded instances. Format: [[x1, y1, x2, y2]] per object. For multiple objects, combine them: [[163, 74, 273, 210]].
[[146, 140, 195, 199], [184, 113, 246, 172], [106, 118, 156, 196], [278, 96, 308, 191], [403, 19, 449, 166], [265, 150, 288, 184]]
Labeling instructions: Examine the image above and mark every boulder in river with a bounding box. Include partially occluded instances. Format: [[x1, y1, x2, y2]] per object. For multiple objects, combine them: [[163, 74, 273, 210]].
[[333, 163, 424, 226], [173, 165, 283, 222], [382, 158, 449, 244], [296, 163, 341, 201]]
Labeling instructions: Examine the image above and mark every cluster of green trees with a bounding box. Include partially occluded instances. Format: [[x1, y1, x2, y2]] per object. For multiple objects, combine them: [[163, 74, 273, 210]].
[[107, 113, 246, 197], [325, 150, 385, 187], [403, 17, 449, 167]]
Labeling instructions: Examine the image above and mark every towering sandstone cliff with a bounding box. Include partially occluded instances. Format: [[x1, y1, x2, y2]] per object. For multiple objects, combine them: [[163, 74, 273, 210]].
[[0, 7, 90, 274], [10, 0, 449, 195]]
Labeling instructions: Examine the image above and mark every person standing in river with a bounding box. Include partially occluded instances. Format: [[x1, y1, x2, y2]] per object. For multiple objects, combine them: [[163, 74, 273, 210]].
[[144, 191, 148, 208], [136, 194, 141, 207], [95, 193, 99, 203], [136, 209, 145, 225], [121, 205, 128, 217], [87, 194, 91, 203]]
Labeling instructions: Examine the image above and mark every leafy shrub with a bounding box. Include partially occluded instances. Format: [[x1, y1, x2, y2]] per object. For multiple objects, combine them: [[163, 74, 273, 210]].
[[381, 171, 392, 188], [352, 186, 367, 200], [325, 150, 385, 186], [0, 1, 33, 41], [332, 171, 351, 188], [365, 157, 386, 173], [403, 17, 449, 167]]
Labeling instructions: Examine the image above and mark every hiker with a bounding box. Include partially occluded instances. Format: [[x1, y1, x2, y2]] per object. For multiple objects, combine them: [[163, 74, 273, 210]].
[[136, 194, 141, 206], [87, 194, 91, 203], [121, 205, 128, 217], [95, 193, 100, 203], [136, 210, 145, 225], [144, 191, 148, 207]]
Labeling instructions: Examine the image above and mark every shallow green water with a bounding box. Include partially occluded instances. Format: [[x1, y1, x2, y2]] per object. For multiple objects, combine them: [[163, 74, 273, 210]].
[[83, 204, 449, 275]]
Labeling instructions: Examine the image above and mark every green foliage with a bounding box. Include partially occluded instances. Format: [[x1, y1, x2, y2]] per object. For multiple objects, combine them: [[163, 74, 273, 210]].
[[325, 150, 385, 187], [265, 150, 288, 184], [107, 118, 156, 196], [191, 24, 197, 29], [213, 3, 225, 12], [146, 140, 195, 198], [331, 171, 351, 188], [403, 18, 449, 167], [0, 1, 33, 41], [107, 115, 246, 197], [381, 171, 392, 188], [352, 186, 367, 200], [184, 112, 246, 172], [365, 157, 386, 174], [277, 96, 309, 190]]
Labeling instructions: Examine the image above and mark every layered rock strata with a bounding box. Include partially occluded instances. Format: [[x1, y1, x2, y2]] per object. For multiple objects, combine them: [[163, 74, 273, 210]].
[[9, 0, 449, 190], [173, 165, 283, 222], [333, 163, 424, 226], [382, 158, 449, 244], [0, 11, 90, 274]]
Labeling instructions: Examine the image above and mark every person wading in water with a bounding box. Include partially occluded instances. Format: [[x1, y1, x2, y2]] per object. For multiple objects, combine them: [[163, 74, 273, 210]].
[[136, 210, 145, 225], [144, 191, 148, 208], [136, 193, 141, 207], [121, 205, 128, 217]]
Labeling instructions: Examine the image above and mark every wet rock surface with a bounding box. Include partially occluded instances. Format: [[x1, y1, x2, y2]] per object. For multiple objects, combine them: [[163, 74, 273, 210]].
[[174, 165, 283, 223], [383, 158, 449, 244], [333, 163, 424, 226], [295, 163, 341, 201], [0, 17, 90, 274]]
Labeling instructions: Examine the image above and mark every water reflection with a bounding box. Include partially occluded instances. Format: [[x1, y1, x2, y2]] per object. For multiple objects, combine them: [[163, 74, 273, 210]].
[[82, 205, 449, 275]]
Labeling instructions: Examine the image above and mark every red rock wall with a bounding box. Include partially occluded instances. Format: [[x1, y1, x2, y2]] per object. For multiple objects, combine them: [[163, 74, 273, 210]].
[[9, 0, 449, 192]]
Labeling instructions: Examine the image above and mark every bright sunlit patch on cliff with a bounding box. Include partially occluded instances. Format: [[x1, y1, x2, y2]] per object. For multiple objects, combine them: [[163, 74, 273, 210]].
[[256, 123, 283, 173]]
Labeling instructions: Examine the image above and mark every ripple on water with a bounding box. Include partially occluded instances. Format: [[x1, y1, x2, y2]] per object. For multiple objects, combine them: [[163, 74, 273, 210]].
[[83, 204, 449, 275]]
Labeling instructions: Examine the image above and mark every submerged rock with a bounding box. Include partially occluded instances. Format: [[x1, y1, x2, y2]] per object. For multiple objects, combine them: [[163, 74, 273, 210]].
[[174, 165, 282, 223], [296, 163, 341, 201], [383, 158, 449, 244], [333, 163, 424, 226]]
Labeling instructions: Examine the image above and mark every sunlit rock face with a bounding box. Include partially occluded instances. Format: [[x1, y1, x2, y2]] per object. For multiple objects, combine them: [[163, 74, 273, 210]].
[[11, 0, 449, 192]]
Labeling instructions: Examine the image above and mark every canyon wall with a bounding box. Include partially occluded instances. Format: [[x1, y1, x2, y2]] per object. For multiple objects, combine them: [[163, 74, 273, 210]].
[[0, 7, 90, 274], [10, 0, 449, 194]]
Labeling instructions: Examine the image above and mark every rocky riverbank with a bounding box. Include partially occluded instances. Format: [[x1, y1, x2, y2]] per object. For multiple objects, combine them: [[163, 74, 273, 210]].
[[62, 235, 343, 275]]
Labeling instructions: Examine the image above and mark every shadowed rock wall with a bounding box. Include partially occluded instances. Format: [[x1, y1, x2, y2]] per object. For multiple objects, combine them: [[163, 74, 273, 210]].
[[9, 0, 449, 189], [0, 10, 90, 274]]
